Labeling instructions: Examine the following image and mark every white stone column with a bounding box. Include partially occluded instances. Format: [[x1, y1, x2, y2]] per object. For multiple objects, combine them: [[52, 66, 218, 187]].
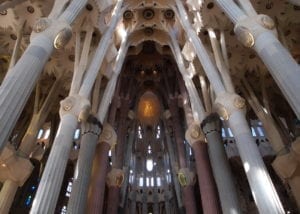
[[0, 0, 87, 151], [207, 28, 235, 93], [78, 0, 125, 97], [169, 31, 206, 122], [96, 37, 129, 123], [0, 180, 18, 214], [67, 116, 101, 214], [30, 2, 125, 212], [214, 0, 300, 118], [174, 3, 226, 95], [30, 95, 90, 214]]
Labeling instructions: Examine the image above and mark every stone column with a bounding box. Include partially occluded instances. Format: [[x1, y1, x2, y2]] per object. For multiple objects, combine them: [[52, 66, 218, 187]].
[[87, 123, 116, 214], [67, 116, 102, 214], [129, 155, 137, 214], [168, 99, 197, 214], [106, 168, 125, 214], [120, 122, 135, 208], [30, 95, 90, 213], [106, 98, 130, 213], [0, 0, 87, 151], [169, 31, 206, 122], [78, 0, 125, 97], [163, 117, 183, 208], [201, 113, 241, 214], [186, 124, 221, 213], [215, 93, 285, 213], [214, 0, 300, 118], [0, 180, 18, 214]]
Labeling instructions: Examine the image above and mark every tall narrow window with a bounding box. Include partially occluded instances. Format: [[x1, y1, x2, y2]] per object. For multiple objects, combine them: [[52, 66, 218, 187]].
[[146, 159, 153, 172], [43, 128, 50, 140], [37, 129, 44, 139]]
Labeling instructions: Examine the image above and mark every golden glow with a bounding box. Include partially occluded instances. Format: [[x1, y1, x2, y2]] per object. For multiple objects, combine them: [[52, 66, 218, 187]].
[[143, 101, 155, 117], [137, 91, 161, 126]]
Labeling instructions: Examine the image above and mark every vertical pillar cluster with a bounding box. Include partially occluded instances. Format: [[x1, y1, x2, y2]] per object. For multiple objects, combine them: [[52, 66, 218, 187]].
[[185, 123, 221, 213], [175, 0, 285, 212]]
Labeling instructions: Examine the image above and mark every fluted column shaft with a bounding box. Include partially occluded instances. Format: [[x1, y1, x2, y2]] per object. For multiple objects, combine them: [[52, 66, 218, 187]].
[[67, 117, 101, 214], [0, 180, 18, 214], [202, 113, 241, 214], [253, 32, 300, 118], [30, 114, 77, 213], [78, 0, 124, 97], [228, 109, 284, 213], [169, 98, 187, 169], [0, 0, 87, 152], [213, 0, 300, 118], [0, 41, 52, 151]]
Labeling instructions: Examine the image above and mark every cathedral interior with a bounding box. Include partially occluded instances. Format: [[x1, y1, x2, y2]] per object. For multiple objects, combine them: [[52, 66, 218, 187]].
[[0, 0, 299, 213]]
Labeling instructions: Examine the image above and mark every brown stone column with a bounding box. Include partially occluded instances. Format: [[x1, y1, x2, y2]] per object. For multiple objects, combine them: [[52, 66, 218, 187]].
[[106, 168, 125, 214], [169, 98, 197, 214], [186, 124, 221, 213], [193, 142, 221, 213], [105, 98, 130, 214], [87, 124, 116, 214]]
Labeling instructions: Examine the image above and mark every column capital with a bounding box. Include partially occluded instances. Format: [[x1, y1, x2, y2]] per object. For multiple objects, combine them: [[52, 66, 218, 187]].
[[106, 168, 124, 187], [201, 113, 222, 134], [185, 123, 205, 147], [234, 14, 276, 48], [99, 123, 117, 148], [81, 115, 102, 136], [214, 92, 246, 120], [178, 168, 195, 187], [31, 18, 72, 49], [59, 95, 91, 122], [0, 146, 33, 186]]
